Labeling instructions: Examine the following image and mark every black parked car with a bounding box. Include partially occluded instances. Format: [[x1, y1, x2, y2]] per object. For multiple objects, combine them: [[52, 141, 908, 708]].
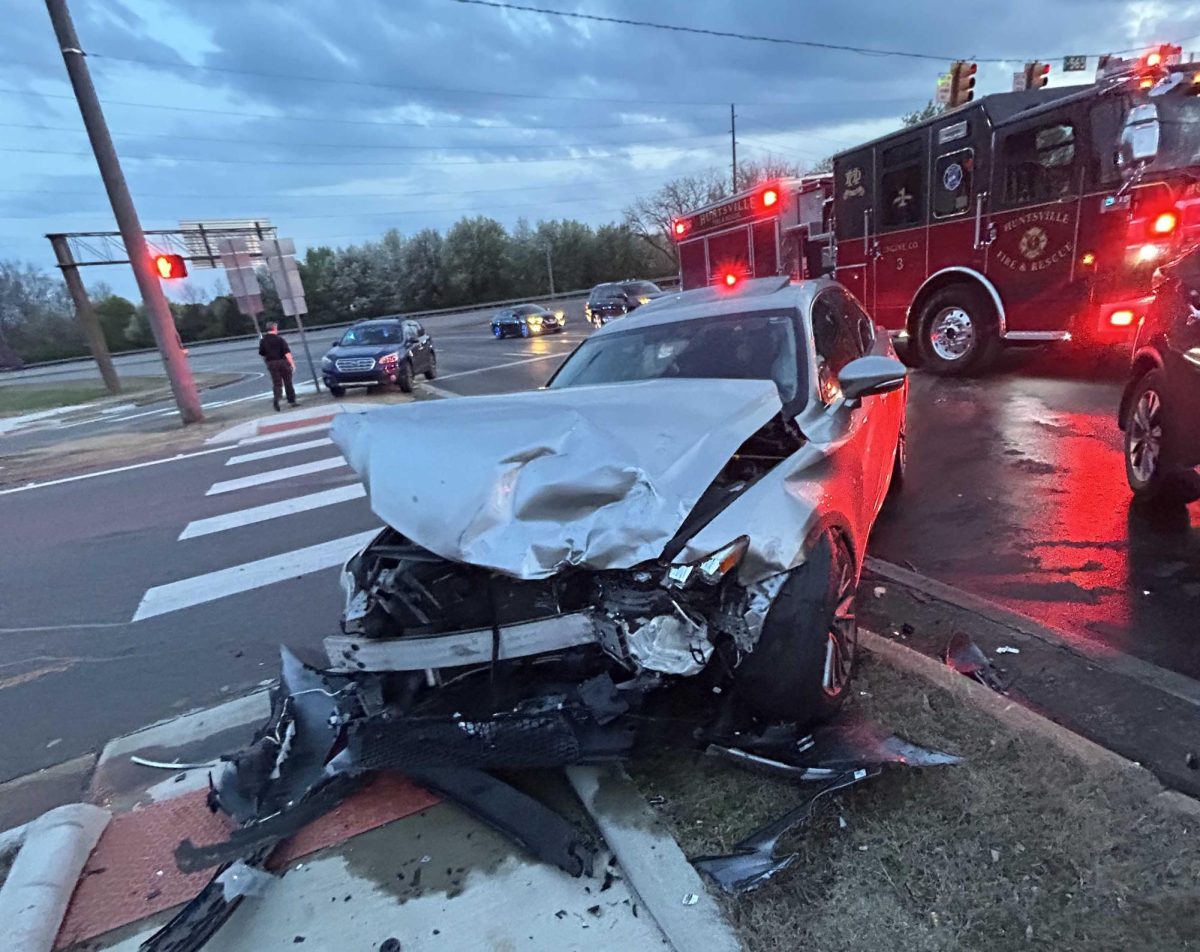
[[1119, 247, 1200, 506], [491, 304, 564, 338], [584, 280, 663, 326], [321, 318, 436, 397]]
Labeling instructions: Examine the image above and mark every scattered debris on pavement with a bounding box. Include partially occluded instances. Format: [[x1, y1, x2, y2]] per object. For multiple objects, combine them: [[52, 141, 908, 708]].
[[943, 631, 1011, 692]]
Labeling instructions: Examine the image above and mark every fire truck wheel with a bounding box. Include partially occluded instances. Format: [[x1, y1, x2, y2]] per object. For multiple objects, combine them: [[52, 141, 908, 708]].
[[917, 285, 998, 376]]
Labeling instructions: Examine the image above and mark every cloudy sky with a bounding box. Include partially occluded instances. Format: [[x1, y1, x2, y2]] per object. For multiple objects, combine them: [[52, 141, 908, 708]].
[[2, 0, 1197, 296]]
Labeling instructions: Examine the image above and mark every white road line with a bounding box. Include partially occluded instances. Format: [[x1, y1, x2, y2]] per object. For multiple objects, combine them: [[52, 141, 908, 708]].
[[236, 421, 331, 447], [435, 353, 565, 381], [0, 446, 232, 496], [225, 437, 333, 466], [205, 456, 347, 496], [132, 529, 378, 622], [179, 484, 366, 540]]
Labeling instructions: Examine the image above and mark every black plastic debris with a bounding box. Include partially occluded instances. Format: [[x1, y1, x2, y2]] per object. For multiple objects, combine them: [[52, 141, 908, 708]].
[[695, 716, 963, 895], [944, 631, 1011, 693], [693, 771, 872, 894]]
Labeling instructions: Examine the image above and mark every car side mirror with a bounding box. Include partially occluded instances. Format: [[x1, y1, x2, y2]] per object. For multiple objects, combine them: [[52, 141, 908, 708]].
[[837, 355, 907, 407]]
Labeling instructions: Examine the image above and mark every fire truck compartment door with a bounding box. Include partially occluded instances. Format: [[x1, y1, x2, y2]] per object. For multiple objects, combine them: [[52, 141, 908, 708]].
[[986, 110, 1085, 332], [872, 135, 928, 330], [833, 147, 875, 310]]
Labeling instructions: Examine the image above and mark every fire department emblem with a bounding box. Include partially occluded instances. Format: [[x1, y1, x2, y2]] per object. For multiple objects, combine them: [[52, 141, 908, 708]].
[[1019, 226, 1049, 261], [842, 166, 865, 200]]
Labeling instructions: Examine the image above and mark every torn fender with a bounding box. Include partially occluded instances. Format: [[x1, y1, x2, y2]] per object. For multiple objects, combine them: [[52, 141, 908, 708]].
[[331, 378, 782, 580]]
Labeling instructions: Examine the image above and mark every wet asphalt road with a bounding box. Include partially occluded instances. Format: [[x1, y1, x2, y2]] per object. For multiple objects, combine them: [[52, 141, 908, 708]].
[[873, 345, 1200, 678], [0, 321, 1197, 791]]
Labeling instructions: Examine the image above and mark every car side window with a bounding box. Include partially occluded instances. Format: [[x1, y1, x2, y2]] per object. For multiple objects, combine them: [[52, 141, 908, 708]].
[[414, 322, 426, 337], [811, 291, 865, 404], [402, 321, 419, 342], [844, 296, 876, 352]]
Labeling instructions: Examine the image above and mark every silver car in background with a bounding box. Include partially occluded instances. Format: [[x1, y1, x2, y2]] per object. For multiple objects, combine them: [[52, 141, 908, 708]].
[[332, 275, 907, 728]]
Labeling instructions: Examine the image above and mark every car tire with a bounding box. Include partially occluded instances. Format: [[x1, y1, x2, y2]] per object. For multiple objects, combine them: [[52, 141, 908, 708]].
[[396, 360, 414, 394], [917, 285, 999, 376], [425, 350, 438, 380], [731, 530, 857, 727], [328, 384, 346, 398], [1124, 369, 1199, 507]]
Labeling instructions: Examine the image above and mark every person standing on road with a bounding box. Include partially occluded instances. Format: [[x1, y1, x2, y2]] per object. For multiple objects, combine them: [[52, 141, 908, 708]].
[[259, 322, 297, 412]]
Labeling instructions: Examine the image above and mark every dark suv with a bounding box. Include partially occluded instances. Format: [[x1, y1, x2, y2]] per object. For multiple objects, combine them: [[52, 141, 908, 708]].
[[322, 318, 436, 397], [1119, 248, 1200, 506], [584, 280, 663, 326]]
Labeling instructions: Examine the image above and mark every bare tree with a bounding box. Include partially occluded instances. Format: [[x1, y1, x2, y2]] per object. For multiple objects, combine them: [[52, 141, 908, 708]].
[[734, 156, 804, 191], [623, 169, 729, 268]]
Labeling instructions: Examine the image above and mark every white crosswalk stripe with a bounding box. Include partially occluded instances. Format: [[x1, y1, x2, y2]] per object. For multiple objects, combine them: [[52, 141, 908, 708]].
[[235, 421, 332, 447], [178, 484, 366, 540], [128, 428, 376, 622], [225, 437, 333, 466], [205, 456, 347, 496], [132, 530, 378, 622]]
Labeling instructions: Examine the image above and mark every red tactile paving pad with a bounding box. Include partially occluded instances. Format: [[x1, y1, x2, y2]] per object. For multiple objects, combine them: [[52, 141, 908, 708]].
[[56, 775, 439, 948], [256, 413, 336, 436]]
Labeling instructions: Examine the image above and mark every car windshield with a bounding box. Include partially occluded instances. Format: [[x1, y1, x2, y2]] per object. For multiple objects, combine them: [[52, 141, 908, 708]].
[[592, 285, 623, 300], [623, 282, 661, 296], [339, 324, 405, 345], [549, 310, 802, 403], [513, 305, 545, 315]]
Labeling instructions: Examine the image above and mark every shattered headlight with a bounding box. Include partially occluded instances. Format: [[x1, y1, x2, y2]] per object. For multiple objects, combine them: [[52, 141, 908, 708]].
[[666, 536, 749, 589]]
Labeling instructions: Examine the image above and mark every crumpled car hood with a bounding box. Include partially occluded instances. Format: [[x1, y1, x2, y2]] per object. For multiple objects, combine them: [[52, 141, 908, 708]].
[[331, 378, 782, 579]]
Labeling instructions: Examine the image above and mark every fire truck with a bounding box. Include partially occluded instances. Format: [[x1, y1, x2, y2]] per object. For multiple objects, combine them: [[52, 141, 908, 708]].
[[819, 48, 1200, 374], [671, 176, 832, 290]]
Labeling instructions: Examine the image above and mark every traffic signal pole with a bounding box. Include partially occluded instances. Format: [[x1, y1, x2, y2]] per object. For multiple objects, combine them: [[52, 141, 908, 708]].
[[45, 0, 203, 424], [49, 234, 121, 395]]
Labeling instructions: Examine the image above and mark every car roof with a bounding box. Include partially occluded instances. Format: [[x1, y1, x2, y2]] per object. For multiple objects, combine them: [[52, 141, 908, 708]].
[[596, 276, 823, 335], [352, 317, 407, 326]]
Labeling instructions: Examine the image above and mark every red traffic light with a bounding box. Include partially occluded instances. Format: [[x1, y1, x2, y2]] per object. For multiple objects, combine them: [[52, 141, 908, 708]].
[[761, 187, 779, 208], [152, 253, 187, 279]]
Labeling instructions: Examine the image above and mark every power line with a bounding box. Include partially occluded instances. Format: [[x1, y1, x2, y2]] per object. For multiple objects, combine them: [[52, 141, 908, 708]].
[[0, 142, 722, 168], [0, 165, 716, 202], [74, 57, 923, 109], [0, 119, 727, 153], [0, 85, 720, 126], [451, 0, 1187, 63]]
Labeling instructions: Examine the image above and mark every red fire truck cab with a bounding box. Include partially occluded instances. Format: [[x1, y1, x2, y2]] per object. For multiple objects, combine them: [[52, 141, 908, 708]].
[[672, 177, 831, 290], [827, 53, 1200, 374]]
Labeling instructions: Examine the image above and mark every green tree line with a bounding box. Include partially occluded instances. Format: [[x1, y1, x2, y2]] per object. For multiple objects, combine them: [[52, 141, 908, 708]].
[[0, 215, 666, 366]]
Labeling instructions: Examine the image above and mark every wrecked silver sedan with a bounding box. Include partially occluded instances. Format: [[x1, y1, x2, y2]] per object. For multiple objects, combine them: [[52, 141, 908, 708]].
[[142, 277, 912, 949], [330, 275, 907, 727]]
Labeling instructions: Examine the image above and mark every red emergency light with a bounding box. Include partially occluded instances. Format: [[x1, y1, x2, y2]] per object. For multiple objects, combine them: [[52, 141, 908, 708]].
[[1110, 309, 1136, 326], [724, 272, 739, 287], [761, 187, 779, 208], [673, 219, 688, 237], [1151, 210, 1179, 236]]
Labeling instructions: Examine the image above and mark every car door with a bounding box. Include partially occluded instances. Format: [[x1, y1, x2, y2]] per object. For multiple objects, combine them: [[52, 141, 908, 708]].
[[808, 288, 875, 538], [414, 321, 432, 371], [1164, 291, 1200, 467], [401, 321, 423, 370]]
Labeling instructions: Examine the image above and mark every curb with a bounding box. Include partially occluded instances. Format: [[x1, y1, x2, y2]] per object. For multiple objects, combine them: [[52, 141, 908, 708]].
[[568, 764, 742, 952], [865, 556, 1200, 709], [0, 803, 110, 952], [859, 628, 1200, 820]]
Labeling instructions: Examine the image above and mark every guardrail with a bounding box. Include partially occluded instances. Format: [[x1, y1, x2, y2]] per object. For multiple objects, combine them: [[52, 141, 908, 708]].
[[4, 274, 681, 375]]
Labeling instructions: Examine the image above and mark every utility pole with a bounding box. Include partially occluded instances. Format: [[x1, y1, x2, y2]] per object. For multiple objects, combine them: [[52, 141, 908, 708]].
[[49, 234, 120, 394], [45, 0, 203, 424], [544, 244, 555, 296], [730, 103, 738, 192]]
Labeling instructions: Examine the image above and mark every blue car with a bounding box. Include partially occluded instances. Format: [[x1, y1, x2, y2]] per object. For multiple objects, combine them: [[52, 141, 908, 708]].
[[491, 304, 564, 338]]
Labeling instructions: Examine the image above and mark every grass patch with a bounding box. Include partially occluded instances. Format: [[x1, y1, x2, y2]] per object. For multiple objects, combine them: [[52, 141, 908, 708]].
[[632, 656, 1200, 952], [0, 373, 239, 415]]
